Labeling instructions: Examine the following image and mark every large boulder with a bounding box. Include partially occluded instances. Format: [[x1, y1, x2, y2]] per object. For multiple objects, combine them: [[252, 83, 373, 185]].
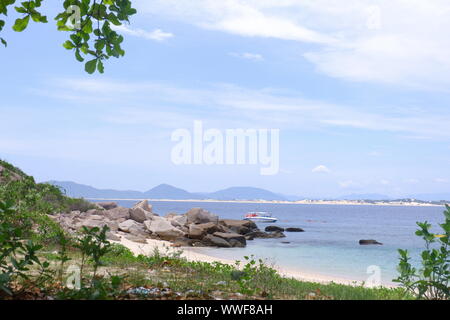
[[188, 224, 206, 239], [130, 200, 153, 223], [104, 207, 130, 220], [97, 202, 118, 210], [213, 232, 246, 247], [202, 234, 232, 248], [144, 218, 185, 241], [220, 219, 257, 234], [169, 215, 188, 228], [186, 208, 218, 224], [188, 222, 221, 239], [118, 219, 141, 233]]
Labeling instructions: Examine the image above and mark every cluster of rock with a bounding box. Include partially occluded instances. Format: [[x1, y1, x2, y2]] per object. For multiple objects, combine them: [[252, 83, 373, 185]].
[[51, 200, 288, 248]]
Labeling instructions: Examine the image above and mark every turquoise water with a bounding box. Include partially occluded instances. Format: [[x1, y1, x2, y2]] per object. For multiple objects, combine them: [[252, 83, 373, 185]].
[[108, 200, 445, 285]]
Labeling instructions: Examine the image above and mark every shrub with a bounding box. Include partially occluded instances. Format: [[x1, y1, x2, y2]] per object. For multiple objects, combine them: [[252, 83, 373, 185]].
[[0, 200, 52, 297], [394, 205, 450, 300]]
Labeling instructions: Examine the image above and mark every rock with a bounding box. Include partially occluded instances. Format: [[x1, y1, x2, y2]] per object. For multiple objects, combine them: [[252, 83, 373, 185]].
[[104, 207, 130, 220], [285, 227, 304, 232], [130, 200, 154, 223], [170, 215, 188, 228], [188, 222, 221, 239], [359, 239, 383, 245], [144, 218, 185, 240], [133, 200, 152, 212], [213, 232, 246, 247], [281, 241, 291, 244], [186, 208, 219, 224], [203, 234, 232, 248], [247, 231, 286, 239], [220, 219, 257, 233], [86, 209, 104, 215], [106, 232, 121, 241], [188, 224, 206, 239], [97, 202, 118, 210], [130, 207, 148, 223], [265, 226, 285, 232], [118, 220, 141, 233]]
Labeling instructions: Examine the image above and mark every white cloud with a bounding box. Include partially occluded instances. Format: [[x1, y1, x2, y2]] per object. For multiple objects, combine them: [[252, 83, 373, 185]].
[[434, 178, 449, 183], [229, 52, 264, 61], [312, 165, 331, 173], [136, 0, 450, 88], [380, 179, 390, 185], [112, 25, 174, 41], [32, 77, 450, 139]]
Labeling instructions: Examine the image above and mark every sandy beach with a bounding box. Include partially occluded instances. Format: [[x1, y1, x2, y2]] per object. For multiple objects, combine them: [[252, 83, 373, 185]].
[[114, 237, 386, 287]]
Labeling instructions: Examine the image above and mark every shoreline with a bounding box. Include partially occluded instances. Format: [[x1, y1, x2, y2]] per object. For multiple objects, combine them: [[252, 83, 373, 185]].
[[87, 198, 442, 207], [115, 237, 396, 288]]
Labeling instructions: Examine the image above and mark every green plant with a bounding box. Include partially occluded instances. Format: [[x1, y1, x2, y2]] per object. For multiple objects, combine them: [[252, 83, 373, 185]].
[[55, 231, 72, 283], [394, 205, 450, 300], [233, 255, 279, 297], [75, 225, 112, 282], [0, 200, 51, 296]]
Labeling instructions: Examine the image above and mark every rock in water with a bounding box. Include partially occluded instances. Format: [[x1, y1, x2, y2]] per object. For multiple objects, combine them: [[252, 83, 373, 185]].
[[212, 232, 247, 247], [203, 234, 232, 248], [285, 227, 304, 232], [359, 239, 383, 245], [265, 226, 285, 232]]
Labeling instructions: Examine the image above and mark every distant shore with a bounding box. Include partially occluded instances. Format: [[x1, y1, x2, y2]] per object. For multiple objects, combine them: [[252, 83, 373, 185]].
[[87, 197, 442, 207]]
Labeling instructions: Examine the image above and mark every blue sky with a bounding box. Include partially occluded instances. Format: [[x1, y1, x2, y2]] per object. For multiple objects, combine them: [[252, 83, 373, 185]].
[[1, 0, 450, 198]]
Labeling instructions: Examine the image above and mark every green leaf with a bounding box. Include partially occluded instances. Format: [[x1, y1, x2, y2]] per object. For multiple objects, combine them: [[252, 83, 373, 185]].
[[63, 40, 75, 50], [97, 59, 104, 73], [0, 38, 6, 47], [12, 15, 30, 32], [85, 59, 97, 74]]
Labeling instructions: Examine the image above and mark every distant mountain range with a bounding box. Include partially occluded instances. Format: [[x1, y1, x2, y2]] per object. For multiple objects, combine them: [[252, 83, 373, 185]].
[[47, 181, 450, 202], [48, 181, 288, 201]]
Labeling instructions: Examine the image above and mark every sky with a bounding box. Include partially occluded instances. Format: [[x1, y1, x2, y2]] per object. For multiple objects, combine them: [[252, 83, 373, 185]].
[[1, 0, 450, 198]]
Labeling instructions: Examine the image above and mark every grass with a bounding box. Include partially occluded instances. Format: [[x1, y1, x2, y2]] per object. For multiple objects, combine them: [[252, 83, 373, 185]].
[[35, 243, 412, 300]]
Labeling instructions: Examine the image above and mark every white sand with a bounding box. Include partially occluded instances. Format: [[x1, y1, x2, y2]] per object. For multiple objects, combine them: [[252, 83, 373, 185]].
[[114, 237, 390, 287]]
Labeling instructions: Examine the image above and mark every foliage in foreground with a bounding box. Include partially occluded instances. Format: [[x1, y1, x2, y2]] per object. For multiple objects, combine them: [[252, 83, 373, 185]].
[[394, 205, 449, 300], [0, 0, 137, 74]]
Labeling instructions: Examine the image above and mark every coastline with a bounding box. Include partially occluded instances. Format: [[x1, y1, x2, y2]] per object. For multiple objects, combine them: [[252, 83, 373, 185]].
[[87, 197, 442, 207], [114, 237, 395, 288]]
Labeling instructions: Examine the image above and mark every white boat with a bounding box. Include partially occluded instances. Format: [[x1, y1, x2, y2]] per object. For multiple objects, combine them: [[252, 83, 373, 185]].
[[244, 212, 278, 223]]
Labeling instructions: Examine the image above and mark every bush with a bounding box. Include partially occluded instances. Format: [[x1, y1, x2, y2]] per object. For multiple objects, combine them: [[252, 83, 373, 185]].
[[0, 200, 52, 297], [394, 205, 449, 300]]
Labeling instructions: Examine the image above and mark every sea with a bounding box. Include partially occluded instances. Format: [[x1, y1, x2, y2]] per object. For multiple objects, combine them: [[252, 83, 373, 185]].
[[97, 200, 445, 285]]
